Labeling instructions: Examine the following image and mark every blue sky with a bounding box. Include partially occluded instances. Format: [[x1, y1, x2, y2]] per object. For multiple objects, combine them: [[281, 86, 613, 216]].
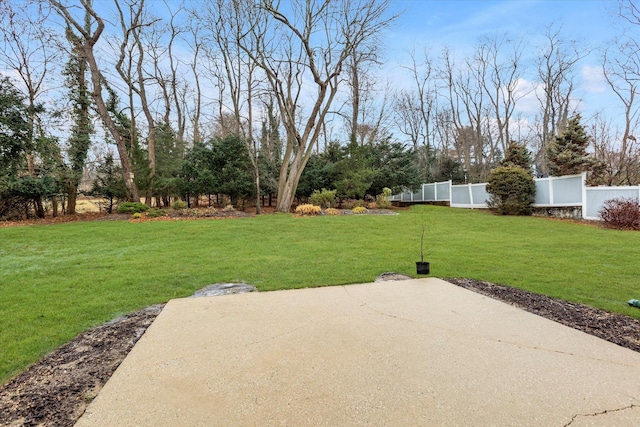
[[388, 0, 616, 49], [375, 0, 632, 125]]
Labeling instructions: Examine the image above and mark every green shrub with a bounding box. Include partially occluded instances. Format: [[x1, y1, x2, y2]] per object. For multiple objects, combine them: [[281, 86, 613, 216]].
[[147, 208, 166, 218], [118, 202, 149, 214], [486, 166, 535, 215], [295, 204, 322, 216], [309, 188, 336, 208], [324, 208, 341, 215], [599, 198, 640, 230], [352, 206, 368, 214], [376, 187, 392, 209], [131, 212, 143, 219], [172, 200, 187, 210]]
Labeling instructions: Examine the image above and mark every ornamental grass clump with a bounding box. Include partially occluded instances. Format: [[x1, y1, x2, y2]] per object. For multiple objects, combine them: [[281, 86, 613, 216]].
[[352, 206, 368, 214], [295, 204, 321, 216], [324, 208, 341, 215]]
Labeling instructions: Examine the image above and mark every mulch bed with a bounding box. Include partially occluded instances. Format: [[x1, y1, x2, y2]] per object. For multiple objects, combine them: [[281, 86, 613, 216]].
[[0, 306, 163, 427], [448, 278, 640, 352]]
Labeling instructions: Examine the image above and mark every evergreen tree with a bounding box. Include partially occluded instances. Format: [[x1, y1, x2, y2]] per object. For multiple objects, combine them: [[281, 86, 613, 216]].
[[332, 139, 377, 199], [547, 114, 596, 176], [296, 153, 333, 200], [0, 77, 59, 219], [180, 143, 217, 207], [152, 123, 185, 206], [210, 135, 255, 207], [502, 140, 533, 175], [0, 77, 30, 182], [486, 166, 536, 215], [369, 139, 422, 196], [258, 101, 282, 206], [487, 140, 536, 215], [91, 153, 128, 214], [434, 155, 465, 184]]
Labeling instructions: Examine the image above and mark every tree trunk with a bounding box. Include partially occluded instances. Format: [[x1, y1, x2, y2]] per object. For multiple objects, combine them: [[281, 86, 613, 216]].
[[86, 51, 139, 201], [51, 0, 140, 202], [52, 196, 59, 218], [35, 199, 45, 218], [66, 182, 78, 215]]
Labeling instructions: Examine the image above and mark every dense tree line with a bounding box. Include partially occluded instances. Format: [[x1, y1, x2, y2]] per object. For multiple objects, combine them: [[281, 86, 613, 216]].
[[0, 0, 639, 219]]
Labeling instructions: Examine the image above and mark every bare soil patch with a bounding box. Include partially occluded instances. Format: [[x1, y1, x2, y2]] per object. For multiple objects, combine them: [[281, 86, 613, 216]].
[[2, 277, 640, 426]]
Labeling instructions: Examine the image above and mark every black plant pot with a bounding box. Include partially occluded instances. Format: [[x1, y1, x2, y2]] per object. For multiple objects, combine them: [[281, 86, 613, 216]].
[[416, 261, 430, 275]]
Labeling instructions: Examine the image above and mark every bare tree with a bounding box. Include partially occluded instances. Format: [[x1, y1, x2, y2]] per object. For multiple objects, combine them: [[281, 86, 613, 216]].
[[50, 0, 140, 201], [237, 0, 395, 212], [199, 0, 265, 212], [185, 13, 204, 145], [618, 0, 640, 25], [394, 49, 438, 150], [145, 1, 187, 140], [342, 23, 389, 146], [439, 46, 493, 182], [393, 48, 439, 179], [533, 25, 586, 175], [477, 33, 527, 154], [588, 112, 639, 185], [601, 36, 640, 185], [114, 0, 160, 197]]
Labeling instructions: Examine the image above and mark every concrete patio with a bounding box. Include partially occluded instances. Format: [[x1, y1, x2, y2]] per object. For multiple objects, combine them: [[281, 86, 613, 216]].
[[76, 278, 640, 426]]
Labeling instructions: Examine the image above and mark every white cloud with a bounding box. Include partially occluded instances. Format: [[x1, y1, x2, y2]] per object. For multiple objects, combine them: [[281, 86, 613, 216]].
[[514, 78, 542, 116], [581, 65, 607, 94]]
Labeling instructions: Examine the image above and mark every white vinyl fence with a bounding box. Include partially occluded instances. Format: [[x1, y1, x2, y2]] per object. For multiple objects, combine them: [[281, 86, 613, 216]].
[[584, 186, 640, 220], [390, 181, 451, 203], [450, 183, 490, 209], [391, 172, 640, 220]]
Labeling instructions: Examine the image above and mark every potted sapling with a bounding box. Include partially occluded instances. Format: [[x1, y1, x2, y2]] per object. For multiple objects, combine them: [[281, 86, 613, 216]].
[[416, 216, 430, 275]]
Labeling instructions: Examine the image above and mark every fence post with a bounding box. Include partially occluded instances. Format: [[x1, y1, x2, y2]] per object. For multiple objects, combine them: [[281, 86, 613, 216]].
[[581, 172, 587, 219], [548, 177, 554, 206], [468, 184, 474, 206]]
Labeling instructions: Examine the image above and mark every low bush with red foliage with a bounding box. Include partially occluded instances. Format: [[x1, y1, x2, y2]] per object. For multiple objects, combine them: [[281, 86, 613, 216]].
[[599, 197, 640, 230]]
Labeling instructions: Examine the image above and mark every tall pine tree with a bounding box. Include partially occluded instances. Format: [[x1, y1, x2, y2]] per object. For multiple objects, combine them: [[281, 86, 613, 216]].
[[547, 114, 596, 176]]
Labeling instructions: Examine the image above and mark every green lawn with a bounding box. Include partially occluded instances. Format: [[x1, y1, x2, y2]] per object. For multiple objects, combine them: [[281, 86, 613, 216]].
[[2, 205, 640, 384]]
